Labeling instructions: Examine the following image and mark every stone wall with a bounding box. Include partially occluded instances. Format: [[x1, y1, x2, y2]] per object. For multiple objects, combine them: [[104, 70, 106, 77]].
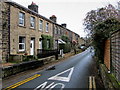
[[0, 2, 3, 63], [99, 64, 120, 89], [2, 55, 55, 78], [0, 2, 9, 63], [0, 1, 2, 87]]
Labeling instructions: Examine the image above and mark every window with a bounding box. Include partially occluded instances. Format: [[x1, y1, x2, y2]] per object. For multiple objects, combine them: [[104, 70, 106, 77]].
[[39, 20, 43, 30], [46, 23, 49, 32], [47, 40, 50, 49], [58, 28, 61, 34], [30, 16, 35, 28], [61, 29, 63, 34], [55, 40, 58, 49], [19, 37, 25, 51], [19, 12, 25, 26], [54, 26, 57, 34]]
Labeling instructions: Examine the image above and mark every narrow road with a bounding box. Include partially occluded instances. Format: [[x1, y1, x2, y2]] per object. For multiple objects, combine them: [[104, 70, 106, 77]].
[[7, 48, 95, 89]]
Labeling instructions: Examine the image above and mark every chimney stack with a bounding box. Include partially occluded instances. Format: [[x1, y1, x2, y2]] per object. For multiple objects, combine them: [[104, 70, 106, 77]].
[[61, 23, 67, 28], [50, 15, 57, 23], [28, 2, 38, 13]]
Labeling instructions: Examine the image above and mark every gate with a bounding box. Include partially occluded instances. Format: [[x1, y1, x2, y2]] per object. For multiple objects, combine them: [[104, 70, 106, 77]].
[[111, 30, 120, 82]]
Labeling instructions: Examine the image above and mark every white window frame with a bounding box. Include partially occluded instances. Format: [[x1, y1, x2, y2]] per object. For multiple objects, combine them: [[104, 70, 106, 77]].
[[19, 37, 25, 52], [46, 23, 49, 32], [19, 12, 25, 26], [30, 16, 35, 29], [39, 20, 43, 31]]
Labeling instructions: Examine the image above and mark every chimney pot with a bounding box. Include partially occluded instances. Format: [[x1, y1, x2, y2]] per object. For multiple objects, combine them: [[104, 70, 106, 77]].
[[61, 23, 67, 28], [28, 2, 38, 13], [50, 15, 57, 22]]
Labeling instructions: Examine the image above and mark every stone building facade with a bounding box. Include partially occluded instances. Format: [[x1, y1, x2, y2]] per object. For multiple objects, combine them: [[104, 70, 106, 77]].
[[9, 3, 53, 56], [78, 37, 85, 46], [0, 1, 10, 63], [1, 1, 82, 63]]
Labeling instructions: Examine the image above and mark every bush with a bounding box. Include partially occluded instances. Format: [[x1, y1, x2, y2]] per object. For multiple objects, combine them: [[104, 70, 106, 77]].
[[92, 18, 120, 62], [61, 35, 69, 43], [22, 55, 37, 61], [41, 34, 53, 50], [59, 43, 71, 53]]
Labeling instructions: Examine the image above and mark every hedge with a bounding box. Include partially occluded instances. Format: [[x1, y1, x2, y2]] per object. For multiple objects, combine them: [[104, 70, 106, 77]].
[[41, 34, 53, 50], [59, 43, 71, 53], [61, 35, 69, 43]]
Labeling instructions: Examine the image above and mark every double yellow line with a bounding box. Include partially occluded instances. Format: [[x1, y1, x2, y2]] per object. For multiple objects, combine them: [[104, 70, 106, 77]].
[[4, 74, 41, 90]]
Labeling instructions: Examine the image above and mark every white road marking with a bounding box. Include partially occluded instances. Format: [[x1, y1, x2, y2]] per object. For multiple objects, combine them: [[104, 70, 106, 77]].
[[34, 82, 65, 90], [34, 82, 55, 90], [48, 67, 74, 82], [50, 83, 65, 89], [34, 67, 74, 90]]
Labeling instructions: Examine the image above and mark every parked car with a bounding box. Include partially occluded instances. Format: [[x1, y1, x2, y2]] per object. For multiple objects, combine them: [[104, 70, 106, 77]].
[[78, 45, 86, 51]]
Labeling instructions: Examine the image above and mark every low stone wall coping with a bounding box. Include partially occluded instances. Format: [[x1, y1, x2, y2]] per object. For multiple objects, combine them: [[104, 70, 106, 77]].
[[2, 56, 56, 78]]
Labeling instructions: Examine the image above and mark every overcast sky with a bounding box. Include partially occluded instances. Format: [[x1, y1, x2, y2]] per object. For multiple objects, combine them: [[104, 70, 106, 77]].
[[12, 0, 119, 37]]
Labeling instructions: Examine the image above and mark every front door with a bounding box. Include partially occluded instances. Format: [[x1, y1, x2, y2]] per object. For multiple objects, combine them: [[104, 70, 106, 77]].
[[39, 40, 42, 49], [30, 39, 34, 55]]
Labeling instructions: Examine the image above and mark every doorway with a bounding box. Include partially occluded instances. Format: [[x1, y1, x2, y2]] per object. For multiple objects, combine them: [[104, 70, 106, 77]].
[[30, 38, 35, 55]]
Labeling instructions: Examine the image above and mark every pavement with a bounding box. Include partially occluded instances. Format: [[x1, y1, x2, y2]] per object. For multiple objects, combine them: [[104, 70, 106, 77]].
[[1, 63, 14, 68], [1, 52, 74, 68]]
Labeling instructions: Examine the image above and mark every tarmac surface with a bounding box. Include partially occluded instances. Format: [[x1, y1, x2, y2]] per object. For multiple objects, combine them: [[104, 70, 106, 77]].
[[3, 48, 98, 89]]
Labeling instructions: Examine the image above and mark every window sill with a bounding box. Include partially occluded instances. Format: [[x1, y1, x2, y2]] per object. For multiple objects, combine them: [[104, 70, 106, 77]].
[[18, 24, 26, 28], [39, 30, 43, 33], [39, 29, 43, 31], [18, 51, 26, 53], [29, 27, 36, 30], [46, 31, 49, 33]]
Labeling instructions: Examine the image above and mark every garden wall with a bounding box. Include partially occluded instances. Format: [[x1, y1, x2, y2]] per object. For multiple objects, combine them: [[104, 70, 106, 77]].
[[2, 56, 55, 78]]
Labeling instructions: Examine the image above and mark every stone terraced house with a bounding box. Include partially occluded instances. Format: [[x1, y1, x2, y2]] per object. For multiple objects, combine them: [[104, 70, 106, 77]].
[[0, 0, 82, 63]]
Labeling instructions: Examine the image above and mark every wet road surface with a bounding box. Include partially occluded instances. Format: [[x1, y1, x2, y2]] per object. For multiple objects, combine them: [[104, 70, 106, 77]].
[[6, 48, 95, 89]]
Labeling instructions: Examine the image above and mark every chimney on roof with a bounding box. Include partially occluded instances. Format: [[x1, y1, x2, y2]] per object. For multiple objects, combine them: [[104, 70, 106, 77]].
[[28, 2, 38, 13], [61, 23, 67, 28], [50, 15, 57, 23]]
